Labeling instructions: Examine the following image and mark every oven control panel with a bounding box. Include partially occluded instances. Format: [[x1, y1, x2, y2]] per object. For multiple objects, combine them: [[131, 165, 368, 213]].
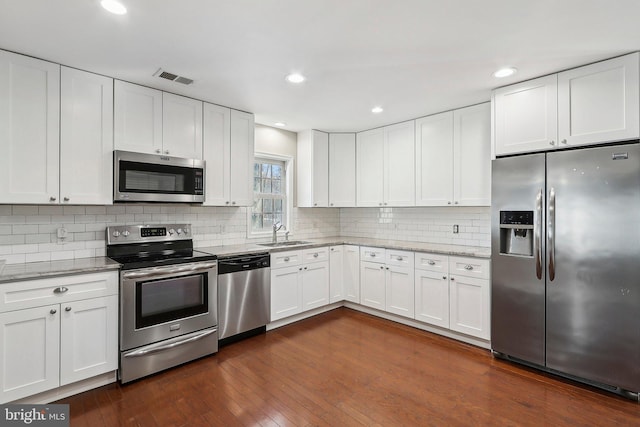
[[107, 224, 191, 245]]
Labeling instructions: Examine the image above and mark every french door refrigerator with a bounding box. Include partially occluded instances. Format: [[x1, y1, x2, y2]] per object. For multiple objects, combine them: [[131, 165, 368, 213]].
[[491, 142, 640, 394]]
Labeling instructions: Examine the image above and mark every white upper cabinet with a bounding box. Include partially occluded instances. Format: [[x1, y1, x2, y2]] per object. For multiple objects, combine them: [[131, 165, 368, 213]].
[[114, 80, 163, 155], [328, 133, 356, 207], [356, 128, 385, 206], [203, 103, 231, 206], [558, 53, 639, 147], [493, 74, 558, 155], [494, 53, 640, 156], [416, 103, 490, 206], [60, 67, 114, 205], [357, 121, 415, 207], [162, 93, 203, 159], [415, 111, 454, 206], [297, 130, 329, 207], [453, 103, 491, 206], [229, 109, 255, 206], [0, 51, 60, 204]]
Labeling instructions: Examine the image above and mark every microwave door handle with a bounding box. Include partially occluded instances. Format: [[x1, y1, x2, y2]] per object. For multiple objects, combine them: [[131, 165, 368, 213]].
[[548, 187, 556, 282], [535, 188, 543, 280], [122, 262, 217, 280]]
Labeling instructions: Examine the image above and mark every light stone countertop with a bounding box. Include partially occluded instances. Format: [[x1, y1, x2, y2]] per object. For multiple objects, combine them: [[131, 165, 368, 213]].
[[0, 238, 489, 283], [0, 257, 121, 283]]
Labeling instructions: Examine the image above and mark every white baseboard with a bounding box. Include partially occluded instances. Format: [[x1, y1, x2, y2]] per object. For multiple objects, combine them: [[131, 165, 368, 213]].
[[12, 371, 117, 404], [267, 302, 343, 330]]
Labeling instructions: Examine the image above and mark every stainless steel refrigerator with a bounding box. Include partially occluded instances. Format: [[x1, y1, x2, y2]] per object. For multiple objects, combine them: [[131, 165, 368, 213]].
[[491, 142, 640, 394]]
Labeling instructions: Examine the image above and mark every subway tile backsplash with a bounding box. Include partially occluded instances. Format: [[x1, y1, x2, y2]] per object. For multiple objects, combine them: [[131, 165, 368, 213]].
[[0, 204, 489, 265]]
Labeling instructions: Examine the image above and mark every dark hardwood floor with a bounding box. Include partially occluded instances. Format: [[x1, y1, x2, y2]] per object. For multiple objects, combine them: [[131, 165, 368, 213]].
[[59, 308, 640, 426]]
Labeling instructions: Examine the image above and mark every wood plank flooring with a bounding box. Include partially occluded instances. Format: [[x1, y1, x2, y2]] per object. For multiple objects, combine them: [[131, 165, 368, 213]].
[[59, 308, 640, 426]]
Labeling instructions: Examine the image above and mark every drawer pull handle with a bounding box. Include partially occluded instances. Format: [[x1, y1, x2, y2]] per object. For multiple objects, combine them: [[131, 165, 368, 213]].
[[54, 286, 69, 294], [313, 253, 319, 258], [284, 257, 290, 262], [442, 276, 447, 280], [428, 260, 436, 265], [50, 309, 57, 315], [65, 307, 72, 312], [464, 265, 474, 271], [370, 253, 376, 257], [396, 256, 403, 261]]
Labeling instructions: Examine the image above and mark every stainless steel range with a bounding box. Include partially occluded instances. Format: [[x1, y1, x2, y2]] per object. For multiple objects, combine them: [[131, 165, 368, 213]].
[[106, 224, 218, 383]]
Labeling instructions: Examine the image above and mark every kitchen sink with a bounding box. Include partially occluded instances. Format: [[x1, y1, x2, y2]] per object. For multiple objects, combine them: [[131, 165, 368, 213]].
[[258, 240, 311, 247]]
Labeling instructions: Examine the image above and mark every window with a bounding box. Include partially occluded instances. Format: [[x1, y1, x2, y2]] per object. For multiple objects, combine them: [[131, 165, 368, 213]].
[[251, 157, 288, 233]]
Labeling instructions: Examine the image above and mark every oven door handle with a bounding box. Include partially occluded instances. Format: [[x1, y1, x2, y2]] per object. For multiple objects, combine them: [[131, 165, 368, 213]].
[[122, 262, 218, 280], [123, 329, 217, 358]]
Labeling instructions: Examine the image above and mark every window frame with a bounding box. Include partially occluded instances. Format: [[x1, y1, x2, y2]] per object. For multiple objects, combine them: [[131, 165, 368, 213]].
[[247, 153, 293, 238]]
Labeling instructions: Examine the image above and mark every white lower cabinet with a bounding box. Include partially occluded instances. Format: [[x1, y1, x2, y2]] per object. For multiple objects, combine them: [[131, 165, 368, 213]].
[[343, 245, 360, 303], [329, 246, 344, 303], [0, 272, 118, 403], [414, 253, 490, 340], [359, 247, 414, 318], [270, 248, 329, 321]]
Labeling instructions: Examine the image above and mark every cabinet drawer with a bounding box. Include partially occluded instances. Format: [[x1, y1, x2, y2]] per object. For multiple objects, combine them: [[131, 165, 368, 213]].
[[0, 271, 118, 313], [302, 247, 329, 264], [448, 257, 490, 280], [385, 249, 414, 268], [360, 246, 385, 263], [415, 252, 449, 273], [271, 250, 302, 268]]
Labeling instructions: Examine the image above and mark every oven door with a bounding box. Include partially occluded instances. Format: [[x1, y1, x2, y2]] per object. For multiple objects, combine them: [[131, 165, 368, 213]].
[[120, 261, 217, 351]]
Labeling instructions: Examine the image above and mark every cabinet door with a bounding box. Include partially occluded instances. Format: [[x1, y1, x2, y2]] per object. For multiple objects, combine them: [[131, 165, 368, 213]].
[[203, 103, 231, 206], [343, 245, 361, 303], [328, 133, 356, 207], [0, 51, 60, 204], [229, 110, 254, 206], [558, 53, 639, 147], [301, 261, 329, 311], [60, 67, 114, 205], [453, 103, 491, 206], [415, 111, 453, 206], [162, 93, 203, 159], [60, 295, 118, 386], [360, 261, 385, 309], [494, 75, 558, 155], [270, 266, 302, 321], [356, 128, 384, 206], [415, 269, 449, 328], [0, 305, 60, 403], [297, 130, 328, 207], [385, 265, 414, 318], [449, 275, 490, 340], [329, 246, 344, 303], [114, 80, 163, 154], [384, 121, 415, 206]]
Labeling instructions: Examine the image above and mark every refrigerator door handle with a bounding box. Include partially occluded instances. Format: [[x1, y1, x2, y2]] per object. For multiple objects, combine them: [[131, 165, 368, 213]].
[[548, 187, 556, 281], [535, 188, 543, 280]]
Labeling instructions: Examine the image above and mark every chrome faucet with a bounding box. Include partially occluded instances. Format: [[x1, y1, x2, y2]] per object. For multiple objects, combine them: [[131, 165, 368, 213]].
[[272, 222, 284, 243]]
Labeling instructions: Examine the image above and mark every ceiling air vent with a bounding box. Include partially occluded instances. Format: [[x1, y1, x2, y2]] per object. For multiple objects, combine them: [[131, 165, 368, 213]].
[[153, 68, 194, 85]]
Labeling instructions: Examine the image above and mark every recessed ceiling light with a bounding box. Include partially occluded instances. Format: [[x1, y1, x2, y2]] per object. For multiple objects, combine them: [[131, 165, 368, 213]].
[[371, 106, 384, 114], [285, 73, 306, 84], [101, 0, 127, 15], [274, 122, 286, 127], [493, 67, 517, 78]]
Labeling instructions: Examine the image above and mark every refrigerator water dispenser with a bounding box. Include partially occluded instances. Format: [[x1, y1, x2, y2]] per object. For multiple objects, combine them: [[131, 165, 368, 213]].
[[499, 211, 534, 256]]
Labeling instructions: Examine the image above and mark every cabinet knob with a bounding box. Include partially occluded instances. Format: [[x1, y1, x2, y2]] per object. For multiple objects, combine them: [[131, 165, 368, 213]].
[[428, 260, 436, 265], [330, 248, 334, 251], [464, 265, 474, 270], [549, 140, 555, 146], [50, 196, 57, 202], [330, 203, 334, 206], [155, 149, 161, 154], [299, 267, 303, 271], [284, 257, 290, 262], [454, 201, 459, 205], [232, 201, 236, 205], [561, 139, 568, 145], [380, 266, 384, 269], [53, 286, 69, 294], [65, 306, 72, 312], [50, 309, 57, 315], [304, 267, 308, 270], [447, 201, 451, 205], [313, 253, 319, 258], [225, 201, 230, 205], [451, 277, 455, 281], [314, 203, 318, 206], [386, 267, 389, 270], [370, 253, 376, 258], [397, 256, 403, 261], [384, 202, 388, 206], [379, 203, 383, 206], [63, 197, 70, 202], [443, 276, 447, 280], [164, 150, 169, 155]]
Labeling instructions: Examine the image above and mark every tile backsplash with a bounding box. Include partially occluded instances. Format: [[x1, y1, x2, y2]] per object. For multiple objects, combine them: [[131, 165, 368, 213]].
[[0, 204, 489, 265]]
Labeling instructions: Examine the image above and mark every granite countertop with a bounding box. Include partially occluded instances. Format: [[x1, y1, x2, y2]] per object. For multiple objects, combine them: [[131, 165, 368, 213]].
[[0, 257, 121, 283], [199, 237, 491, 259]]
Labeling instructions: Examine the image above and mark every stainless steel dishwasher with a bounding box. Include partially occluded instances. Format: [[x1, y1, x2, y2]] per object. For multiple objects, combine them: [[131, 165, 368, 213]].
[[218, 252, 271, 344]]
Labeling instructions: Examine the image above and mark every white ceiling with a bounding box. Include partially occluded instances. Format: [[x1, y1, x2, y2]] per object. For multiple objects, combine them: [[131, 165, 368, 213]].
[[1, 0, 639, 132]]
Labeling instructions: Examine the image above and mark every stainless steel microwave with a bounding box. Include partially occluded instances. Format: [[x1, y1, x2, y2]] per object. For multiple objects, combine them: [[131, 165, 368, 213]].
[[114, 150, 205, 203]]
